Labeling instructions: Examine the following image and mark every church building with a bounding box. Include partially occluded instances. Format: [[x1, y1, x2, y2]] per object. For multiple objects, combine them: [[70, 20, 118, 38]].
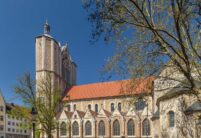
[[36, 23, 201, 138]]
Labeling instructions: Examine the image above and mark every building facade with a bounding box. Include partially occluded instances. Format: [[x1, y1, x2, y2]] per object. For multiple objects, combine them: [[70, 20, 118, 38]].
[[35, 21, 76, 98], [0, 93, 5, 138], [36, 23, 201, 138], [0, 92, 31, 138], [5, 103, 31, 138]]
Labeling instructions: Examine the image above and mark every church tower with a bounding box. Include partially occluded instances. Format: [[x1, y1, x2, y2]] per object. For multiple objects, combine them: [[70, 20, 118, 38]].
[[35, 22, 77, 96]]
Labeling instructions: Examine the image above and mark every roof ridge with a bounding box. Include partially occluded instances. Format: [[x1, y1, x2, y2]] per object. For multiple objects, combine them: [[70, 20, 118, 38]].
[[72, 79, 129, 87]]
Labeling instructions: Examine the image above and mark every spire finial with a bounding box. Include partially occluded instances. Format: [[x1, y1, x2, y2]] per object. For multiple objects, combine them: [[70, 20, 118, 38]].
[[45, 19, 48, 25], [44, 19, 50, 34]]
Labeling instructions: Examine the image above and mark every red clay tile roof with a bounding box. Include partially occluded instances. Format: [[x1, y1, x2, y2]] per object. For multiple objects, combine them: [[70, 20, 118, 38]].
[[63, 77, 155, 101]]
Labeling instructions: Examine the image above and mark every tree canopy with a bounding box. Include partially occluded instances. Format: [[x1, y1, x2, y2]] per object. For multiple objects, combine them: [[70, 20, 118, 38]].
[[14, 73, 61, 138], [83, 0, 201, 94]]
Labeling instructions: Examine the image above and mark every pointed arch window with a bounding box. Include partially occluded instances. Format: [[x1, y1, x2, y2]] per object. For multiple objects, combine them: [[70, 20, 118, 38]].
[[72, 121, 79, 136], [85, 121, 92, 135], [111, 103, 114, 112], [73, 104, 76, 111], [67, 105, 70, 111], [169, 111, 175, 127], [142, 119, 150, 136], [118, 103, 121, 112], [88, 104, 91, 110], [113, 120, 120, 136], [95, 104, 98, 113], [60, 122, 67, 136], [98, 120, 105, 136], [127, 119, 135, 136]]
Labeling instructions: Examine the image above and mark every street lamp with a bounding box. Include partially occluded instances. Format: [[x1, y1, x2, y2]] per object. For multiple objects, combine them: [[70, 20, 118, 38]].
[[31, 107, 37, 138]]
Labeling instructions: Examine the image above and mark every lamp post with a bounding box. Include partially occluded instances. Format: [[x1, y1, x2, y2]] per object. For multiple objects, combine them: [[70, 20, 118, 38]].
[[31, 107, 37, 138]]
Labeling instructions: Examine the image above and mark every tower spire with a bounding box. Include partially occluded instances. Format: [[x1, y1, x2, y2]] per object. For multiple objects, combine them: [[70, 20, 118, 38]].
[[44, 19, 50, 35]]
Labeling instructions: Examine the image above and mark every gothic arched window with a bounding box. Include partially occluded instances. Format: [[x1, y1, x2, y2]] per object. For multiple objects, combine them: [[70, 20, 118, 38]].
[[113, 120, 120, 136], [72, 121, 79, 136], [98, 121, 105, 136], [73, 104, 76, 111], [142, 119, 150, 136], [118, 103, 121, 112], [111, 103, 114, 112], [95, 104, 98, 113], [60, 122, 67, 136], [88, 104, 91, 110], [169, 111, 175, 127], [67, 105, 70, 111], [85, 121, 92, 136], [127, 119, 135, 136]]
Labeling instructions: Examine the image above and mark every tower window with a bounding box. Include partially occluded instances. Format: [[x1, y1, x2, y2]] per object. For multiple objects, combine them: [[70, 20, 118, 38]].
[[169, 111, 175, 127], [0, 106, 3, 111], [0, 116, 3, 121]]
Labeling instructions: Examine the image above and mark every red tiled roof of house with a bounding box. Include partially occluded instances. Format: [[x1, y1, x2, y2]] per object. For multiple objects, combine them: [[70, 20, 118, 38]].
[[63, 77, 155, 101]]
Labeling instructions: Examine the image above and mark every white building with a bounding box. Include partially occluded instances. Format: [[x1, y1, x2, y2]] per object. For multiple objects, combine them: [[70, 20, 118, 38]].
[[0, 92, 6, 138], [5, 103, 31, 138], [0, 91, 31, 138]]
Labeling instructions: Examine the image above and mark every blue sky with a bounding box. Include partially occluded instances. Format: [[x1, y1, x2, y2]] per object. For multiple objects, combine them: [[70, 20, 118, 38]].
[[0, 0, 118, 104]]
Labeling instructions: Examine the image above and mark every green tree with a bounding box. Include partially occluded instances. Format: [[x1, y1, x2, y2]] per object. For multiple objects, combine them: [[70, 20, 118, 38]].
[[83, 0, 201, 94], [14, 73, 61, 138]]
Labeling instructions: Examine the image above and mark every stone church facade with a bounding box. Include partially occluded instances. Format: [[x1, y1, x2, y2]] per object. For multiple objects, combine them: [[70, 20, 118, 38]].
[[36, 23, 201, 138]]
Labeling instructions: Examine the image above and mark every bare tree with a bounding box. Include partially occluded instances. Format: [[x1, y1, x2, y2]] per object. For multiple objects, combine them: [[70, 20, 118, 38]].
[[83, 0, 201, 94], [83, 1, 201, 137]]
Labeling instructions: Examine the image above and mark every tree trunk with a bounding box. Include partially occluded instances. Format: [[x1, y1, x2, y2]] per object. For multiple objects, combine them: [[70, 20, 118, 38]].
[[47, 134, 52, 138]]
